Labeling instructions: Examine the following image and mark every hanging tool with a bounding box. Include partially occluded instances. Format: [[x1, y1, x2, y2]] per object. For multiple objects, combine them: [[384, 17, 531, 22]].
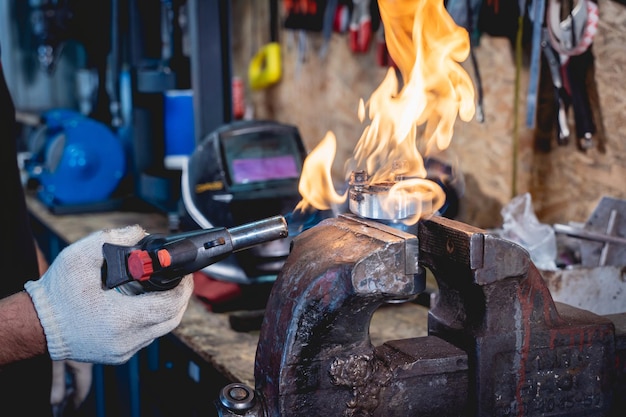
[[466, 0, 484, 122], [546, 0, 600, 150], [333, 0, 351, 33], [547, 0, 594, 56], [349, 0, 372, 53], [541, 28, 571, 145], [249, 0, 282, 90], [282, 1, 328, 75], [248, 41, 281, 90], [526, 0, 547, 129], [319, 0, 339, 58], [564, 50, 596, 150]]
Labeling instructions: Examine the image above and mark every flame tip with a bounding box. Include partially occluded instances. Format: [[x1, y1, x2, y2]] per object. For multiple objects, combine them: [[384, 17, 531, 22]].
[[297, 0, 473, 223]]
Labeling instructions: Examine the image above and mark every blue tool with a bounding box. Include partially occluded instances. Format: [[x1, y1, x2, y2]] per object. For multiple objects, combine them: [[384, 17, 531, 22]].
[[25, 109, 126, 211], [526, 0, 547, 129]]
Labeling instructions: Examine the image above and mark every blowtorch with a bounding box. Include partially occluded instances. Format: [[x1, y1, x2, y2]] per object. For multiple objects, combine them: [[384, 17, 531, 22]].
[[102, 215, 288, 295]]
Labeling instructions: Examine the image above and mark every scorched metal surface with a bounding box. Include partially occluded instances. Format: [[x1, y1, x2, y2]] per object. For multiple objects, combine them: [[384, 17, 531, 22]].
[[216, 214, 625, 417]]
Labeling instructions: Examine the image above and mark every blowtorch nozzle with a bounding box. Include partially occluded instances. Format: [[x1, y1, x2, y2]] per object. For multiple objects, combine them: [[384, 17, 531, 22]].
[[229, 216, 289, 252], [102, 215, 288, 293]]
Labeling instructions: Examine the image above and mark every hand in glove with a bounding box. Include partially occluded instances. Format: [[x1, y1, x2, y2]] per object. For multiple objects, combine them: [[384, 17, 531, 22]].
[[25, 225, 194, 365], [51, 360, 93, 413], [34, 242, 94, 412]]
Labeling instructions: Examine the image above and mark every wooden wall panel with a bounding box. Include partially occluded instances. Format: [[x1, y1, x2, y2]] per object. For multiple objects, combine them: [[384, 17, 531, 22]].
[[231, 0, 626, 229]]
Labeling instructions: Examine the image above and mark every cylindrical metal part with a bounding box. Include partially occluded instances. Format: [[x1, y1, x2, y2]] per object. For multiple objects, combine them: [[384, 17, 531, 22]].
[[229, 215, 288, 252], [349, 181, 418, 221]]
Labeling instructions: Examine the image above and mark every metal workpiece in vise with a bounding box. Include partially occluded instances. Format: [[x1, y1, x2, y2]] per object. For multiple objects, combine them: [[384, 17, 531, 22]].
[[216, 213, 626, 417]]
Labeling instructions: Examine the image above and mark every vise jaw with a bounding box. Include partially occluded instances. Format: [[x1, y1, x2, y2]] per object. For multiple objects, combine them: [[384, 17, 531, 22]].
[[216, 214, 624, 417]]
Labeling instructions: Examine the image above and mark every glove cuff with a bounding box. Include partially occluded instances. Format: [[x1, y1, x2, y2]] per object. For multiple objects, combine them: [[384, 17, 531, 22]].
[[24, 280, 70, 361]]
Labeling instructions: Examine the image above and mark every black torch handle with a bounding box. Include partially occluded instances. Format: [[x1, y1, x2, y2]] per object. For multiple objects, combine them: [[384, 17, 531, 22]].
[[102, 215, 288, 291]]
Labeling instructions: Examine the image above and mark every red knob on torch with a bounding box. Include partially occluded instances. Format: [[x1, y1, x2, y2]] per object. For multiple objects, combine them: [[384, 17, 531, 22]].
[[127, 250, 154, 282]]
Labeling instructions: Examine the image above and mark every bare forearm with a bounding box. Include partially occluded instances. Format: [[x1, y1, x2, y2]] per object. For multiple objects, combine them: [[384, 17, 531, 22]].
[[0, 291, 47, 365]]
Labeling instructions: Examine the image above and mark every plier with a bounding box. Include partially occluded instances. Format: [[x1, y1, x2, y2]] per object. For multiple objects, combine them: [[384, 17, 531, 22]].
[[541, 28, 571, 145], [349, 0, 372, 53]]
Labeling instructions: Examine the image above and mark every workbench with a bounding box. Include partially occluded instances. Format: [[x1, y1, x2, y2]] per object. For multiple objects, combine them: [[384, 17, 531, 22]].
[[26, 194, 429, 417]]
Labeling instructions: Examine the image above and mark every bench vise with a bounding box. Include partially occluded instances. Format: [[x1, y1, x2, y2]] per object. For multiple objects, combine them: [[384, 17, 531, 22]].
[[216, 213, 626, 416]]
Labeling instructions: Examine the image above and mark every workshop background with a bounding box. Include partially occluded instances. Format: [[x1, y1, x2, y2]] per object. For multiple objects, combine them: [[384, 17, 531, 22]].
[[229, 0, 626, 229], [2, 0, 625, 228], [2, 0, 626, 416]]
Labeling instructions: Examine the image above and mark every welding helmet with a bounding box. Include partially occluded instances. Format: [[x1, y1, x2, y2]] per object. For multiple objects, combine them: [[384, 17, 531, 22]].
[[181, 120, 308, 284]]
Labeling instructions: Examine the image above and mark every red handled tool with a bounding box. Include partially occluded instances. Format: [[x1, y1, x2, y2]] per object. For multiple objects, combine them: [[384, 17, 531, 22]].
[[102, 215, 288, 293], [349, 0, 372, 53]]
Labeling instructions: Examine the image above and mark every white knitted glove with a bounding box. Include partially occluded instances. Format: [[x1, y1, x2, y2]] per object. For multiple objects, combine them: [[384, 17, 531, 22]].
[[51, 360, 93, 411], [25, 225, 194, 365]]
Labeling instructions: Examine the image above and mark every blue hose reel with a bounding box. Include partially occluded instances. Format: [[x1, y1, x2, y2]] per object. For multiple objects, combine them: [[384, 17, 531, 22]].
[[26, 109, 126, 211]]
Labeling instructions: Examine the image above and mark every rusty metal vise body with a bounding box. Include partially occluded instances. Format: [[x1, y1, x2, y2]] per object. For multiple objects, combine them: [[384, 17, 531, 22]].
[[216, 214, 626, 416]]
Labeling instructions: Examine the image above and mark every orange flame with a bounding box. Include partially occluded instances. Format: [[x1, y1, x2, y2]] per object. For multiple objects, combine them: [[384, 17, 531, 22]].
[[380, 178, 449, 225], [295, 131, 346, 211], [296, 0, 475, 222]]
